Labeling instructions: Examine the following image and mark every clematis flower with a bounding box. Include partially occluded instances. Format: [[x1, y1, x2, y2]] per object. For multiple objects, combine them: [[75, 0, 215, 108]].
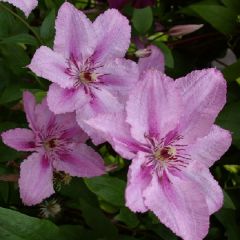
[[1, 92, 105, 206], [108, 0, 155, 9], [0, 0, 38, 17], [29, 2, 139, 144], [86, 68, 232, 240]]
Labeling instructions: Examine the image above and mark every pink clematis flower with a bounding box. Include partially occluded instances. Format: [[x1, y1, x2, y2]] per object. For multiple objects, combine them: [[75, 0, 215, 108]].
[[29, 2, 139, 144], [86, 68, 232, 240], [1, 0, 38, 17], [1, 92, 105, 206]]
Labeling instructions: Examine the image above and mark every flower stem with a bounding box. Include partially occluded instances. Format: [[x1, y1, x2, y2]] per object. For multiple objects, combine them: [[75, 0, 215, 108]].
[[0, 3, 43, 45]]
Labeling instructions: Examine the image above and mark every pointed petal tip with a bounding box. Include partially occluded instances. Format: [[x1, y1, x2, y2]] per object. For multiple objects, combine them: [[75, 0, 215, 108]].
[[19, 153, 54, 206]]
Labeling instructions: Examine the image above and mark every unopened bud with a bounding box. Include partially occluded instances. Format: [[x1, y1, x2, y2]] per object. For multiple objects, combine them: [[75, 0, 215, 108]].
[[168, 24, 204, 37], [135, 48, 152, 58]]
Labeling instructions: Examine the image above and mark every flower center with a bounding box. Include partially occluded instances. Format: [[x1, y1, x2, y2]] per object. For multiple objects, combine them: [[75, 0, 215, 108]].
[[44, 139, 57, 151], [154, 146, 177, 161], [79, 71, 97, 84], [144, 133, 190, 177], [65, 55, 103, 92]]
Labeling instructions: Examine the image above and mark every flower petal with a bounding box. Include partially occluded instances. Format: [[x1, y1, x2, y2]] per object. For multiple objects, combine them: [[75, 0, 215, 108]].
[[175, 68, 227, 142], [98, 58, 139, 97], [1, 128, 35, 151], [23, 91, 37, 130], [138, 45, 165, 74], [19, 153, 54, 206], [29, 46, 74, 88], [188, 125, 231, 168], [93, 9, 130, 63], [86, 112, 143, 159], [53, 144, 105, 177], [47, 83, 89, 114], [143, 173, 209, 240], [126, 69, 182, 143], [55, 112, 88, 143], [76, 88, 123, 145], [54, 2, 96, 61], [2, 0, 38, 17], [126, 152, 152, 212], [185, 162, 224, 214], [35, 98, 55, 131]]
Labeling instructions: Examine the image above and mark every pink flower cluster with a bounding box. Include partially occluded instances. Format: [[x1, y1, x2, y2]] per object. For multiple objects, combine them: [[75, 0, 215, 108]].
[[1, 3, 232, 240]]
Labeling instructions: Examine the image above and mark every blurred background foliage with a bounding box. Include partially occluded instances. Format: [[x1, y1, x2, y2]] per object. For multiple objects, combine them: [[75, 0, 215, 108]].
[[0, 0, 239, 239]]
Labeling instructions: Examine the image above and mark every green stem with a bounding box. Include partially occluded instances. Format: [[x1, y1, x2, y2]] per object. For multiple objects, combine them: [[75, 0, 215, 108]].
[[0, 3, 43, 45], [149, 33, 166, 43]]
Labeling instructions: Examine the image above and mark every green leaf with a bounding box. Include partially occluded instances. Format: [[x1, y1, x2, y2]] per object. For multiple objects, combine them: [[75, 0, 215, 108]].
[[223, 191, 236, 210], [79, 199, 119, 240], [216, 100, 240, 148], [0, 34, 37, 46], [59, 225, 98, 240], [187, 4, 237, 34], [221, 0, 240, 10], [40, 9, 56, 44], [0, 207, 63, 240], [132, 7, 153, 34], [215, 209, 240, 240], [115, 207, 139, 228], [0, 43, 29, 75], [84, 175, 126, 207], [60, 178, 98, 206], [0, 84, 22, 104], [222, 59, 240, 82]]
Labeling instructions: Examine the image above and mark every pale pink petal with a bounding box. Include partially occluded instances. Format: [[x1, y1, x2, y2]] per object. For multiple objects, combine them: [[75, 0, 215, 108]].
[[126, 70, 182, 143], [86, 112, 144, 159], [55, 112, 88, 143], [138, 45, 165, 74], [126, 152, 152, 212], [185, 162, 223, 214], [76, 88, 123, 145], [19, 153, 54, 206], [47, 83, 89, 114], [23, 91, 37, 130], [53, 144, 105, 177], [143, 174, 209, 240], [98, 58, 139, 95], [2, 0, 38, 17], [188, 125, 231, 168], [175, 68, 227, 142], [1, 128, 35, 151], [93, 9, 130, 63], [35, 98, 55, 131], [36, 96, 88, 143], [29, 46, 74, 88], [54, 2, 96, 61]]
